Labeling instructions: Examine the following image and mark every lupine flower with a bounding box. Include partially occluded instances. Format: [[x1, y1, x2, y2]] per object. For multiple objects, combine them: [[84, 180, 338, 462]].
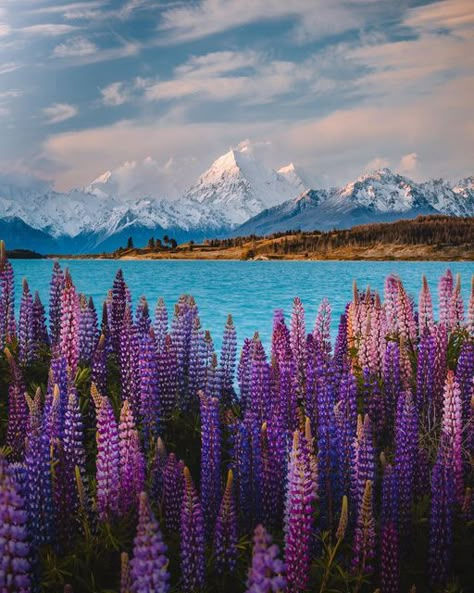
[[111, 269, 130, 352], [121, 552, 131, 593], [32, 290, 49, 354], [156, 335, 178, 426], [119, 400, 145, 515], [154, 297, 168, 353], [228, 416, 252, 528], [199, 391, 221, 533], [455, 340, 474, 427], [96, 396, 120, 521], [18, 279, 34, 366], [380, 464, 399, 593], [438, 269, 454, 328], [284, 428, 317, 592], [130, 492, 170, 593], [163, 453, 184, 532], [180, 467, 205, 592], [313, 297, 332, 359], [0, 456, 31, 593], [60, 269, 79, 375], [219, 314, 237, 404], [0, 241, 16, 344], [418, 275, 434, 336], [91, 334, 108, 395], [5, 348, 28, 460], [135, 296, 152, 340], [238, 338, 254, 412], [149, 437, 167, 503], [351, 480, 376, 582], [119, 305, 141, 418], [214, 469, 238, 574], [440, 371, 464, 504], [78, 295, 98, 364], [49, 260, 64, 347], [351, 415, 375, 526], [290, 297, 306, 393], [468, 274, 474, 335], [448, 274, 464, 329], [139, 329, 160, 442], [188, 317, 205, 405], [247, 524, 286, 593], [261, 415, 287, 530]]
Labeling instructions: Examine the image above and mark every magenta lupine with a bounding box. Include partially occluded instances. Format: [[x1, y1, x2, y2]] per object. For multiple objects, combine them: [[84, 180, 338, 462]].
[[394, 391, 418, 538], [200, 391, 222, 533], [213, 470, 238, 574], [0, 242, 16, 344], [290, 296, 306, 393], [418, 275, 435, 336], [438, 269, 454, 328], [78, 295, 98, 364], [60, 269, 79, 375], [156, 334, 178, 426], [284, 428, 317, 592], [0, 457, 32, 593], [163, 453, 185, 532], [180, 467, 205, 593], [118, 400, 145, 516], [18, 279, 35, 366], [380, 464, 399, 593], [32, 290, 49, 354], [351, 480, 376, 584], [49, 260, 64, 347], [219, 314, 237, 404], [139, 329, 160, 441], [246, 524, 286, 593], [4, 349, 28, 460], [429, 451, 455, 587], [96, 396, 120, 521], [440, 371, 464, 504], [119, 305, 141, 418], [130, 492, 170, 593], [154, 297, 168, 353]]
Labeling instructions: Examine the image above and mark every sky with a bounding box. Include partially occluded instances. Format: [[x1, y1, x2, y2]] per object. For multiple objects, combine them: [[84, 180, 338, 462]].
[[0, 0, 473, 194]]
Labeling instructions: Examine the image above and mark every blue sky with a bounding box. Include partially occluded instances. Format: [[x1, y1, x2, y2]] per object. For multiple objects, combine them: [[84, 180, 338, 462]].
[[0, 0, 473, 192]]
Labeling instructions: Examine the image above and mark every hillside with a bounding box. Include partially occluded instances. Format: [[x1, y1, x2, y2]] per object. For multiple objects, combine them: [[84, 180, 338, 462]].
[[56, 215, 474, 261]]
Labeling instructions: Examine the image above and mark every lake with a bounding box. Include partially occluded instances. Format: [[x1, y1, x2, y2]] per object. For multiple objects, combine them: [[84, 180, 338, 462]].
[[10, 259, 474, 351]]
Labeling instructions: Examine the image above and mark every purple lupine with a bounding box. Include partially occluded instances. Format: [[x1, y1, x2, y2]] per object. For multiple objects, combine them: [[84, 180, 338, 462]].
[[313, 297, 332, 359], [78, 295, 98, 364], [188, 317, 206, 405], [394, 391, 418, 538], [96, 396, 120, 521], [0, 242, 16, 344], [163, 453, 185, 532], [468, 274, 474, 336], [139, 329, 160, 442], [290, 297, 306, 393], [334, 366, 358, 498], [415, 332, 436, 422], [284, 428, 317, 592], [351, 480, 376, 583], [438, 269, 454, 329], [63, 390, 87, 493], [32, 290, 49, 355], [135, 296, 152, 340], [130, 492, 170, 593], [149, 437, 167, 504], [154, 297, 168, 353], [171, 296, 197, 410], [351, 415, 375, 526], [0, 456, 32, 593], [205, 353, 221, 401], [429, 451, 455, 587], [111, 269, 130, 352], [119, 400, 145, 516], [219, 314, 237, 404], [119, 305, 141, 418], [362, 369, 385, 438], [60, 269, 79, 376], [228, 416, 252, 529], [49, 260, 64, 347], [18, 279, 35, 366], [156, 334, 178, 427], [213, 469, 238, 574], [261, 414, 287, 530], [380, 464, 399, 593], [396, 278, 417, 345], [382, 340, 401, 440], [200, 391, 222, 532], [275, 331, 297, 431], [448, 274, 464, 329], [246, 524, 286, 593], [45, 354, 68, 436], [5, 348, 28, 460], [440, 371, 464, 504], [456, 340, 474, 427], [180, 467, 205, 593], [91, 334, 108, 395], [238, 338, 254, 412], [44, 384, 63, 444], [24, 429, 55, 547], [248, 334, 270, 428], [418, 275, 435, 336]]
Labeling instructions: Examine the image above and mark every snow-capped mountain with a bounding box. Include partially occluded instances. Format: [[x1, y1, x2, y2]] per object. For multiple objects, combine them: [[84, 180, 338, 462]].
[[235, 168, 474, 236], [0, 155, 473, 253]]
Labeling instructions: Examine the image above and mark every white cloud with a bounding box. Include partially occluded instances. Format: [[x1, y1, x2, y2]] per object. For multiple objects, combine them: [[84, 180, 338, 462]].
[[53, 37, 98, 58], [42, 103, 78, 124], [20, 24, 78, 36], [399, 153, 420, 175], [364, 157, 390, 173], [0, 23, 10, 37], [100, 82, 130, 106], [0, 62, 22, 75]]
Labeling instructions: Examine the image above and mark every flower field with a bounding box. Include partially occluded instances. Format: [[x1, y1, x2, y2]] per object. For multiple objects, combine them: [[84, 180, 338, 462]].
[[0, 239, 473, 593]]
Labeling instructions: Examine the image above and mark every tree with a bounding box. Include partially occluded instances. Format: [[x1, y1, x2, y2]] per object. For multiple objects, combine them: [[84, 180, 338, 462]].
[[127, 237, 134, 249], [169, 238, 177, 249], [148, 237, 155, 249], [189, 240, 195, 252], [163, 235, 169, 246]]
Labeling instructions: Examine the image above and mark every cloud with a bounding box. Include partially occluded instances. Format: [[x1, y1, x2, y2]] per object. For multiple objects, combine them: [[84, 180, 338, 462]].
[[364, 157, 390, 173], [53, 36, 98, 58], [100, 82, 131, 106], [0, 23, 10, 37], [20, 24, 79, 36], [0, 62, 22, 75], [399, 153, 420, 175], [42, 103, 78, 124], [405, 0, 474, 31]]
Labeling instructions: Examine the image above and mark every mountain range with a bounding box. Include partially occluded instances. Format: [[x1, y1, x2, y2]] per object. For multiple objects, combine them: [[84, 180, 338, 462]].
[[0, 147, 473, 253]]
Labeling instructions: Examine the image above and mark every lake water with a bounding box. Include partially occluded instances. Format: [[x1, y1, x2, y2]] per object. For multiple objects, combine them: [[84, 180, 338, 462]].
[[10, 260, 474, 351]]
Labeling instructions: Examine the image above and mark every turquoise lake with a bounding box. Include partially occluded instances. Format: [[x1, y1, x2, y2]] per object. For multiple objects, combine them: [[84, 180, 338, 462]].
[[10, 260, 474, 350]]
